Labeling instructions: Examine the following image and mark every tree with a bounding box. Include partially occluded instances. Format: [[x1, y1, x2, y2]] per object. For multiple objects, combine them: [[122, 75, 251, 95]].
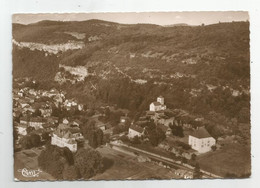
[[26, 126, 35, 134], [96, 129, 104, 146], [38, 145, 73, 179], [74, 148, 103, 179], [238, 107, 250, 123], [62, 165, 80, 180], [193, 163, 202, 178], [169, 124, 184, 137], [191, 153, 197, 161], [30, 133, 41, 146], [20, 133, 41, 149], [42, 132, 51, 142], [131, 136, 141, 144], [33, 109, 42, 117], [89, 131, 98, 148]]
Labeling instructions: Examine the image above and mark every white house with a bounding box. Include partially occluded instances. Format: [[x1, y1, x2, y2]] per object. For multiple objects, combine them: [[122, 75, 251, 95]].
[[149, 96, 167, 112], [188, 127, 216, 153], [128, 125, 144, 138]]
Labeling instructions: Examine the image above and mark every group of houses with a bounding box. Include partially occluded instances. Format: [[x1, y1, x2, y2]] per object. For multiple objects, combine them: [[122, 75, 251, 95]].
[[13, 80, 87, 152], [127, 96, 216, 154]]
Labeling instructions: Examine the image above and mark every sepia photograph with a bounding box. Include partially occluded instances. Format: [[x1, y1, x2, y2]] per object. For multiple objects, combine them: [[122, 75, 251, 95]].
[[12, 12, 251, 181]]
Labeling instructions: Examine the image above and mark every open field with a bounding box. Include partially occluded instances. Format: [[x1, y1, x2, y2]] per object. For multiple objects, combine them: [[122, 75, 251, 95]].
[[197, 143, 251, 177], [93, 145, 178, 180]]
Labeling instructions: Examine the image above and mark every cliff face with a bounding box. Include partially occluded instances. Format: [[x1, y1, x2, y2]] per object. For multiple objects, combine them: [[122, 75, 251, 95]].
[[12, 39, 85, 54]]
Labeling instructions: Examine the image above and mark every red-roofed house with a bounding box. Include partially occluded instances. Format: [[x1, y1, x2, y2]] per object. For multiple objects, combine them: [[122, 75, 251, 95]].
[[188, 127, 216, 153]]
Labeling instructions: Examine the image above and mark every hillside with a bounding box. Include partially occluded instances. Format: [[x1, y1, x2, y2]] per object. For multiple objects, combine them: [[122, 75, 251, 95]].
[[12, 20, 250, 127]]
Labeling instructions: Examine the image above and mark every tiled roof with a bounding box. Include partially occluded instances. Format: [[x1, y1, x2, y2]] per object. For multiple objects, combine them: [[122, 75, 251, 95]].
[[190, 127, 212, 139]]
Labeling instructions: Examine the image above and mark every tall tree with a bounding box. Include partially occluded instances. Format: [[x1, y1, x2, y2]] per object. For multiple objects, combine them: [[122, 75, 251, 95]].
[[74, 148, 103, 179]]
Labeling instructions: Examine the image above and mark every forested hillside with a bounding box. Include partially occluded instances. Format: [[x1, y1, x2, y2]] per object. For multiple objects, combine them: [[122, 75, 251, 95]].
[[12, 20, 250, 126]]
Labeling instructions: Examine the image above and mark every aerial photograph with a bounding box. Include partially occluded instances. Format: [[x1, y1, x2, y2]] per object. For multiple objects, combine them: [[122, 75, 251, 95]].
[[12, 12, 250, 181]]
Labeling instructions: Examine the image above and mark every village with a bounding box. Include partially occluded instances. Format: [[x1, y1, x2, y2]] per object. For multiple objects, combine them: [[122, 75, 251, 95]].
[[13, 77, 225, 179]]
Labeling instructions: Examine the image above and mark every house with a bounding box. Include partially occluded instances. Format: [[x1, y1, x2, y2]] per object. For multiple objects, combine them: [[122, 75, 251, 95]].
[[128, 125, 144, 138], [47, 116, 59, 125], [157, 116, 175, 127], [188, 127, 216, 153], [78, 104, 84, 111], [18, 99, 29, 108], [51, 124, 79, 152], [20, 117, 29, 125], [175, 169, 193, 179], [13, 94, 20, 101], [119, 116, 130, 126], [157, 124, 171, 136], [28, 117, 46, 130], [16, 124, 27, 136], [96, 120, 107, 131], [183, 171, 193, 179], [29, 89, 37, 96], [63, 118, 69, 124], [149, 96, 167, 112], [72, 120, 82, 127]]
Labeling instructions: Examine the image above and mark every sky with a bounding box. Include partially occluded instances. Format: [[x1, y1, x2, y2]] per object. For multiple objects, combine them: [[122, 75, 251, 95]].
[[12, 11, 249, 26]]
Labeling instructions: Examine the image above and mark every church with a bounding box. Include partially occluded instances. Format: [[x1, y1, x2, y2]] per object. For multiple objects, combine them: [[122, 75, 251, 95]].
[[149, 96, 167, 112]]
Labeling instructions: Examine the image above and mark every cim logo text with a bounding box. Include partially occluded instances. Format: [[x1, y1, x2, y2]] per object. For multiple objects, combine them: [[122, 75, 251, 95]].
[[18, 168, 42, 178]]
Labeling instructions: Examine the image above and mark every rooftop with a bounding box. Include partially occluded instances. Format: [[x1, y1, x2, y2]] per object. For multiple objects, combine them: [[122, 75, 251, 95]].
[[152, 102, 161, 106], [129, 125, 144, 133], [190, 127, 212, 139]]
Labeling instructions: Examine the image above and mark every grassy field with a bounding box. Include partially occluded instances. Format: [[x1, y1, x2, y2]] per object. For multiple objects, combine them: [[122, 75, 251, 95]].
[[197, 143, 251, 177]]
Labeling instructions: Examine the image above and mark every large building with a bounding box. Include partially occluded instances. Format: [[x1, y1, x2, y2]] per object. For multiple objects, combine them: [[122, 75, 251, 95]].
[[149, 96, 167, 112], [188, 127, 216, 153], [51, 124, 83, 152]]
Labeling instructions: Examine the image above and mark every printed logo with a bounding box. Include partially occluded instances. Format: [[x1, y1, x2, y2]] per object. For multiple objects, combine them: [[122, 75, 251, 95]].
[[17, 168, 42, 178]]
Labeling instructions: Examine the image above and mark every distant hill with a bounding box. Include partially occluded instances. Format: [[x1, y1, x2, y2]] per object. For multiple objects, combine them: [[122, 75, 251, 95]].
[[163, 23, 190, 27]]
